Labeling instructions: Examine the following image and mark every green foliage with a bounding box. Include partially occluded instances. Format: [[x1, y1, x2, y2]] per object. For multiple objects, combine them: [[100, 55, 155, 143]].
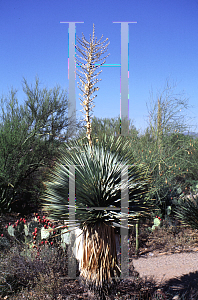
[[0, 78, 84, 215], [75, 114, 138, 143], [70, 112, 198, 223], [41, 133, 156, 230], [173, 194, 198, 231], [68, 109, 198, 225], [187, 180, 198, 194], [146, 80, 195, 136], [146, 216, 162, 233], [131, 81, 198, 220], [125, 125, 198, 221], [21, 77, 83, 146], [0, 90, 38, 213]]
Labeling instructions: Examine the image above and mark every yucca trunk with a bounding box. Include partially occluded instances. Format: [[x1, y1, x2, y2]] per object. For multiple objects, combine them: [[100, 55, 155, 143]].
[[79, 222, 121, 292]]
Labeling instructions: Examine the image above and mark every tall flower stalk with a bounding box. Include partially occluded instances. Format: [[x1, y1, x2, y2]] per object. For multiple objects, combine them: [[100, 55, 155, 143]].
[[74, 23, 110, 155]]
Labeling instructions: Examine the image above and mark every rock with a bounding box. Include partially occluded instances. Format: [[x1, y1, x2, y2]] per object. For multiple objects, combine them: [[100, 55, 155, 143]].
[[172, 295, 179, 300]]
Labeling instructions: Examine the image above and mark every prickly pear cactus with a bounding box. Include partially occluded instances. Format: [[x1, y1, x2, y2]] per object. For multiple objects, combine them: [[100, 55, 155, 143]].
[[3, 215, 72, 262], [6, 219, 42, 248], [152, 217, 161, 231], [154, 217, 161, 226], [8, 225, 15, 237], [147, 217, 162, 232]]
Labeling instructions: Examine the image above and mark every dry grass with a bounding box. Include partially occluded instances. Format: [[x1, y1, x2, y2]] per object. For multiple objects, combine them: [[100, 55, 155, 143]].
[[1, 212, 198, 299]]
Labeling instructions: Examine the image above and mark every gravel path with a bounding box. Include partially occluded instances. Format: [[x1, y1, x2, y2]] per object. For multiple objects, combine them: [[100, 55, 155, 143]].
[[132, 249, 198, 286]]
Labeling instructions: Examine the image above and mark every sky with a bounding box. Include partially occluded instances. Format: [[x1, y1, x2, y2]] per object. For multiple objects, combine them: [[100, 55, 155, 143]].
[[0, 0, 198, 136]]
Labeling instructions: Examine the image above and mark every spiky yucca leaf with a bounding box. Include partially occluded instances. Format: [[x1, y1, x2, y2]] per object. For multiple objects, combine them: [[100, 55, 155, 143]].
[[41, 133, 155, 291], [41, 134, 155, 227], [173, 195, 198, 230]]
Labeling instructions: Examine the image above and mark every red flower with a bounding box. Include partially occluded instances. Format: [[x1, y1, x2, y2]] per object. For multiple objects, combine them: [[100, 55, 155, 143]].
[[51, 242, 53, 245], [45, 241, 48, 244], [1, 234, 3, 237]]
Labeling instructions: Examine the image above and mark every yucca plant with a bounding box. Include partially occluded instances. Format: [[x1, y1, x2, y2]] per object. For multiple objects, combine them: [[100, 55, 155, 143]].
[[40, 133, 156, 296], [40, 23, 157, 299], [173, 193, 198, 230]]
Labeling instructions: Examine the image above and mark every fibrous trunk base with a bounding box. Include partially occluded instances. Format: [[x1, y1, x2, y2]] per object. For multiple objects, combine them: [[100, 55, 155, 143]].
[[79, 222, 121, 295]]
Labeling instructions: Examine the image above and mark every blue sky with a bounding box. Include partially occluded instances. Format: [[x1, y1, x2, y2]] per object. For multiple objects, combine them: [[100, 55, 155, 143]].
[[1, 0, 198, 135]]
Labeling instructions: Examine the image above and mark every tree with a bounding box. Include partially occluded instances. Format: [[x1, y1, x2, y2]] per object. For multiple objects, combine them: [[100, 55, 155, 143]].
[[0, 78, 84, 215], [21, 77, 84, 147], [146, 80, 196, 138], [129, 81, 198, 220], [0, 89, 43, 214]]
